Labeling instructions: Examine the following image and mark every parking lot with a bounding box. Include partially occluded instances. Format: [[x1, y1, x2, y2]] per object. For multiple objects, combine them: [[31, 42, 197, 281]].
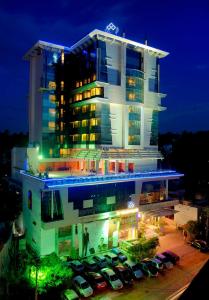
[[90, 227, 209, 300]]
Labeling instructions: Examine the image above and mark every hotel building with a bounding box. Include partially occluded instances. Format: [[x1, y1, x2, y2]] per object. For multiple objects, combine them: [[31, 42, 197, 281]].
[[12, 27, 183, 257]]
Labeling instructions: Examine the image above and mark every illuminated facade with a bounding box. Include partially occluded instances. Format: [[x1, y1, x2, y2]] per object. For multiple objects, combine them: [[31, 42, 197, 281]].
[[15, 29, 183, 257]]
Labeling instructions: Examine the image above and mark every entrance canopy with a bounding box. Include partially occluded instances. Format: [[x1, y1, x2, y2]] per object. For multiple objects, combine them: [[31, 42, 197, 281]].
[[144, 208, 179, 217]]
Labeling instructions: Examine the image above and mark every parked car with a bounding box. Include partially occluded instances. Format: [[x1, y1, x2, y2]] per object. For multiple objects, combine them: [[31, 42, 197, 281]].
[[148, 258, 164, 271], [84, 271, 107, 290], [123, 260, 144, 280], [93, 254, 107, 269], [190, 240, 209, 252], [100, 268, 123, 290], [69, 260, 85, 273], [113, 264, 133, 286], [82, 258, 98, 271], [162, 250, 180, 264], [104, 253, 119, 266], [140, 261, 158, 277], [72, 275, 93, 298], [155, 253, 174, 269], [61, 289, 80, 300], [111, 248, 127, 263]]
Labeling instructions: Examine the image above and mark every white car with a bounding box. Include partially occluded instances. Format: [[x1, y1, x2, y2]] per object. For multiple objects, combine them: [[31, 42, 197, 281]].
[[72, 275, 93, 298], [100, 268, 123, 290]]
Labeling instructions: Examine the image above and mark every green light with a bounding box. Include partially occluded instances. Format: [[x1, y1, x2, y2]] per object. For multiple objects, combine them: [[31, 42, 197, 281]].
[[38, 155, 43, 160], [30, 266, 47, 284], [64, 144, 68, 149]]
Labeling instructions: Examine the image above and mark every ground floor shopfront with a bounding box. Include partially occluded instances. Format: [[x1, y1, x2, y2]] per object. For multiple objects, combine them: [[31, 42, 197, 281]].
[[57, 210, 138, 258]]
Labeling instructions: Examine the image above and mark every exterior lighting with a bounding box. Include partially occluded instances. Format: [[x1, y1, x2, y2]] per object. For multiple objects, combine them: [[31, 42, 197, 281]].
[[116, 208, 138, 216], [38, 155, 43, 160]]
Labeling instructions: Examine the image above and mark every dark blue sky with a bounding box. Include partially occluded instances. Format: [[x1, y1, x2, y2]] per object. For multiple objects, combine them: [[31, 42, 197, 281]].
[[0, 0, 209, 133]]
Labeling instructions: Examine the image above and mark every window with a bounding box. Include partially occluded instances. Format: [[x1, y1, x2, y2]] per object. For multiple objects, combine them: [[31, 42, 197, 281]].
[[60, 135, 64, 143], [90, 104, 96, 111], [28, 190, 32, 210], [128, 78, 136, 86], [61, 95, 64, 105], [128, 93, 136, 100], [90, 133, 96, 141], [82, 106, 87, 113], [60, 122, 64, 131], [74, 121, 80, 128], [60, 109, 63, 117], [48, 81, 56, 89], [61, 81, 64, 90], [49, 95, 56, 102], [49, 108, 55, 115], [106, 196, 116, 205], [61, 51, 64, 64], [82, 134, 88, 141], [58, 226, 71, 237], [48, 121, 55, 129], [82, 120, 88, 127], [83, 199, 93, 209]]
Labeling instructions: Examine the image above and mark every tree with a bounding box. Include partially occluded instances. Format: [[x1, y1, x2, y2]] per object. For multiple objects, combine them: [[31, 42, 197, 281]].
[[26, 252, 73, 297], [184, 220, 200, 240]]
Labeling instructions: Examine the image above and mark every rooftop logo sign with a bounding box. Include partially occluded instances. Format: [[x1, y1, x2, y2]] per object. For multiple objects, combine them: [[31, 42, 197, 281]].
[[105, 23, 119, 35]]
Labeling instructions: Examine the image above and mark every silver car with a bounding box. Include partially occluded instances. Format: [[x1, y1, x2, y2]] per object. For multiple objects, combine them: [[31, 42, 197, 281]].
[[100, 268, 123, 290]]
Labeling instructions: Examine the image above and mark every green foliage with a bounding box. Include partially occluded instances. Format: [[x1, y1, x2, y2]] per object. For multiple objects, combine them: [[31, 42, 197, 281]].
[[127, 236, 159, 262], [26, 252, 73, 294], [184, 220, 200, 237]]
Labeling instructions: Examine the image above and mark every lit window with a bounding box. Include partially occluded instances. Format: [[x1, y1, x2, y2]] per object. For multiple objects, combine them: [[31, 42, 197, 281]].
[[90, 119, 96, 126], [82, 134, 88, 141], [95, 87, 102, 96], [49, 95, 56, 102], [48, 121, 55, 129], [76, 81, 79, 88], [49, 148, 53, 156], [87, 78, 91, 83], [93, 74, 96, 81], [60, 109, 63, 117], [90, 134, 96, 141], [61, 95, 64, 105], [83, 199, 93, 209], [60, 122, 64, 131], [61, 81, 64, 90], [73, 134, 80, 142], [83, 91, 91, 99], [28, 190, 32, 210], [106, 196, 116, 205], [82, 120, 88, 127], [91, 88, 96, 97], [74, 121, 80, 128], [82, 106, 87, 113], [79, 81, 82, 87], [60, 135, 64, 143], [61, 51, 64, 64], [128, 93, 136, 100], [84, 79, 87, 85], [49, 108, 55, 115], [90, 104, 96, 111], [128, 78, 136, 86], [48, 81, 56, 89]]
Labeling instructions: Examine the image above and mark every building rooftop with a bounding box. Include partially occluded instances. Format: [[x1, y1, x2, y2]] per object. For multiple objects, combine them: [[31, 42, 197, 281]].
[[24, 29, 169, 60], [21, 170, 183, 189]]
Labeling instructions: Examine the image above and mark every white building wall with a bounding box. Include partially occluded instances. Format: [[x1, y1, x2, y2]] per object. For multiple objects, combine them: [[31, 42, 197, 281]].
[[11, 147, 27, 181], [174, 204, 198, 226]]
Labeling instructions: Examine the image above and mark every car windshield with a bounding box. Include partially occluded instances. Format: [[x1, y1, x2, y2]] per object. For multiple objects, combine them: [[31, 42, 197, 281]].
[[95, 277, 104, 283], [132, 264, 140, 271], [110, 274, 118, 281], [81, 282, 89, 289]]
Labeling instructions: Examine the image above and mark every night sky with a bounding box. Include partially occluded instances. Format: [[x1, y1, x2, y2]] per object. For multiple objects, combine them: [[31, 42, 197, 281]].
[[0, 0, 209, 133]]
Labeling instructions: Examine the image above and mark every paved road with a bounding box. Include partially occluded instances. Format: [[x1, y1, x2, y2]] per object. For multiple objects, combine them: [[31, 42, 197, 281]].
[[91, 229, 209, 300]]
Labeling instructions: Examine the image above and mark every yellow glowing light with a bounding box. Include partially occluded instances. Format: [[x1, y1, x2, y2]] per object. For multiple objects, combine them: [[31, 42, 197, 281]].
[[116, 208, 138, 216]]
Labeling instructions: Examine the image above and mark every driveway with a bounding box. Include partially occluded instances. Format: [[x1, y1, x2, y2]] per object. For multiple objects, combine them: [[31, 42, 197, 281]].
[[92, 225, 208, 300]]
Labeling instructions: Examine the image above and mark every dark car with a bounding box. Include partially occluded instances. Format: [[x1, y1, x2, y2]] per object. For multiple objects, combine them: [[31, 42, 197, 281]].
[[82, 258, 98, 271], [190, 240, 209, 252], [162, 250, 180, 264], [113, 264, 133, 286], [123, 260, 144, 280], [69, 260, 85, 273], [111, 248, 127, 263], [104, 253, 119, 267], [155, 253, 174, 269], [140, 261, 158, 277], [92, 254, 107, 269], [84, 272, 107, 290]]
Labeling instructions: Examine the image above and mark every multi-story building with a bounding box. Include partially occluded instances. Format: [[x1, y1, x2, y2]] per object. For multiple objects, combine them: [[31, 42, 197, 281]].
[[12, 27, 183, 257]]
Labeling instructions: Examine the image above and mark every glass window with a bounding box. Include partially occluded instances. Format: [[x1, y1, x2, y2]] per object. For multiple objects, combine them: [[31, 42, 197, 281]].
[[90, 133, 96, 141], [90, 104, 96, 111], [61, 95, 64, 105], [61, 51, 64, 64], [83, 199, 93, 209], [82, 120, 88, 127], [82, 106, 87, 113], [48, 121, 55, 129], [82, 134, 88, 141]]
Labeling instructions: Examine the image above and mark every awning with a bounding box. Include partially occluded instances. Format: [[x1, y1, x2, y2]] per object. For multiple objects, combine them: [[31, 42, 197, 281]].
[[143, 208, 179, 217]]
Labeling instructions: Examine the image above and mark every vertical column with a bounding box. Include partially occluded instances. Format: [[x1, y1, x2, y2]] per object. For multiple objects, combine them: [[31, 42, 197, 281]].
[[104, 160, 108, 175], [95, 160, 99, 174], [125, 160, 129, 173]]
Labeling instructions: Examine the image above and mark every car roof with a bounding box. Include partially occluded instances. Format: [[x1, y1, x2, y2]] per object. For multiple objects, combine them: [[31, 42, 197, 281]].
[[74, 275, 86, 283], [125, 260, 137, 267], [94, 254, 106, 259], [105, 252, 118, 258], [102, 268, 115, 275], [87, 272, 102, 278]]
